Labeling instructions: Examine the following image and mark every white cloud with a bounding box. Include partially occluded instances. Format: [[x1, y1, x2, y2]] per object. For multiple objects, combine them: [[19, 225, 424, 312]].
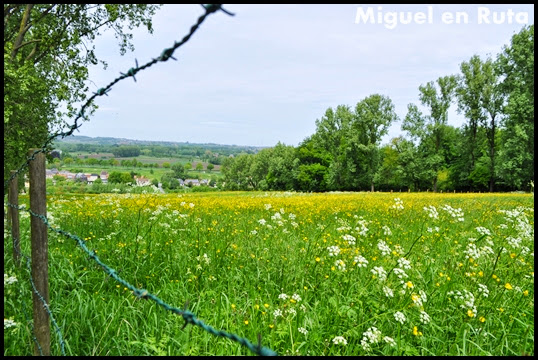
[[76, 4, 534, 146]]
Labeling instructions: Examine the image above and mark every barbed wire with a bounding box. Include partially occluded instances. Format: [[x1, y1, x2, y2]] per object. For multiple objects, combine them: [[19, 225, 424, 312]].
[[4, 4, 278, 355], [6, 202, 277, 356], [3, 4, 233, 195], [11, 236, 67, 356]]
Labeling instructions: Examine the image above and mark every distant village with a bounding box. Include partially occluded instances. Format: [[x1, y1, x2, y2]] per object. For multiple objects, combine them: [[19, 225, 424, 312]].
[[45, 168, 211, 187]]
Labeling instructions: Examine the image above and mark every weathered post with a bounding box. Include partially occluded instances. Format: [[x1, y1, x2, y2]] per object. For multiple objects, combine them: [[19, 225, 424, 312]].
[[9, 170, 21, 267], [28, 149, 50, 355]]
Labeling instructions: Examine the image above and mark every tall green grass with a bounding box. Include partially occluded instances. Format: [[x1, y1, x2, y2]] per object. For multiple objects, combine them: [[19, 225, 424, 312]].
[[4, 192, 534, 355]]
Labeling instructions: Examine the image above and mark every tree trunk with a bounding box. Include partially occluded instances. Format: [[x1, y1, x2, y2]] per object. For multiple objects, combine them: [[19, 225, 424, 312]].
[[488, 116, 496, 193]]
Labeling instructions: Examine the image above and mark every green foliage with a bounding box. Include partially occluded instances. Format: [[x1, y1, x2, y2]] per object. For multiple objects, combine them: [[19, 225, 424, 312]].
[[403, 76, 458, 192], [108, 171, 132, 184], [456, 54, 503, 192], [161, 172, 180, 189], [496, 25, 534, 190], [111, 145, 141, 158], [4, 4, 160, 184], [295, 163, 327, 192], [309, 96, 398, 191], [171, 162, 186, 179]]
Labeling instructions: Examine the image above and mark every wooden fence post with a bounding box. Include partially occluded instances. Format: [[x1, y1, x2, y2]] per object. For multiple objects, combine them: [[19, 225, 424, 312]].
[[28, 149, 50, 356], [9, 170, 21, 267]]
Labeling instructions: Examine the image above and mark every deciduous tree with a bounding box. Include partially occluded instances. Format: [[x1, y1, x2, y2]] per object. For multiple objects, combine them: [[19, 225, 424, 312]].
[[4, 4, 160, 184]]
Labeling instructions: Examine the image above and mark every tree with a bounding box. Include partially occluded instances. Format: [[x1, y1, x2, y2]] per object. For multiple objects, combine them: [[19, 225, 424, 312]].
[[221, 154, 253, 190], [63, 157, 73, 166], [108, 171, 132, 184], [111, 145, 141, 157], [456, 55, 488, 185], [171, 162, 186, 179], [161, 172, 179, 190], [294, 135, 331, 192], [4, 4, 160, 185], [456, 55, 503, 192], [264, 142, 298, 191], [403, 76, 458, 192], [352, 94, 399, 191], [206, 163, 214, 172], [480, 57, 504, 192], [496, 25, 534, 190], [196, 162, 204, 171], [375, 143, 400, 191], [249, 148, 272, 189], [314, 105, 354, 190]]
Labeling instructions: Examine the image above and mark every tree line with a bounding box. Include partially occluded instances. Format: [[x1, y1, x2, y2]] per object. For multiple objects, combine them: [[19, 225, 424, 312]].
[[3, 6, 532, 193], [221, 25, 534, 193], [55, 142, 258, 163]]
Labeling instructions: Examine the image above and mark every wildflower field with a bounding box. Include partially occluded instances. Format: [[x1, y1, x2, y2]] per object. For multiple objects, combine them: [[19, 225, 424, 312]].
[[3, 191, 534, 356]]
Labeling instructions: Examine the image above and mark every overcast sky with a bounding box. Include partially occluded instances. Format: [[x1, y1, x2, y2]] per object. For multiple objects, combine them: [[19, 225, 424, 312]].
[[75, 4, 534, 147]]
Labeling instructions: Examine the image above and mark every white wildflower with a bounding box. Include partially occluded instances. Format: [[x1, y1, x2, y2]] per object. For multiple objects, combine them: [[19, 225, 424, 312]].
[[332, 336, 347, 345], [394, 311, 406, 325], [382, 225, 392, 236], [371, 266, 387, 282], [335, 259, 346, 271], [342, 234, 356, 246], [390, 198, 404, 211], [377, 240, 392, 257], [360, 327, 382, 351], [476, 226, 491, 236], [478, 283, 489, 298], [327, 245, 340, 257], [423, 205, 439, 220], [383, 286, 394, 298], [397, 257, 412, 270], [393, 268, 408, 279], [383, 336, 396, 347], [354, 255, 369, 268], [4, 274, 18, 286], [419, 311, 431, 324], [4, 319, 17, 329]]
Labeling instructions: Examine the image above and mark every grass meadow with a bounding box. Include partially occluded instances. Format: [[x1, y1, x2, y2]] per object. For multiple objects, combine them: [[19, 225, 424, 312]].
[[3, 191, 534, 356]]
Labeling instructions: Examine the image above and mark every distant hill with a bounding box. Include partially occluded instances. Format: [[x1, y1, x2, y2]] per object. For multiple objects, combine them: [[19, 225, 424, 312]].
[[54, 135, 266, 152]]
